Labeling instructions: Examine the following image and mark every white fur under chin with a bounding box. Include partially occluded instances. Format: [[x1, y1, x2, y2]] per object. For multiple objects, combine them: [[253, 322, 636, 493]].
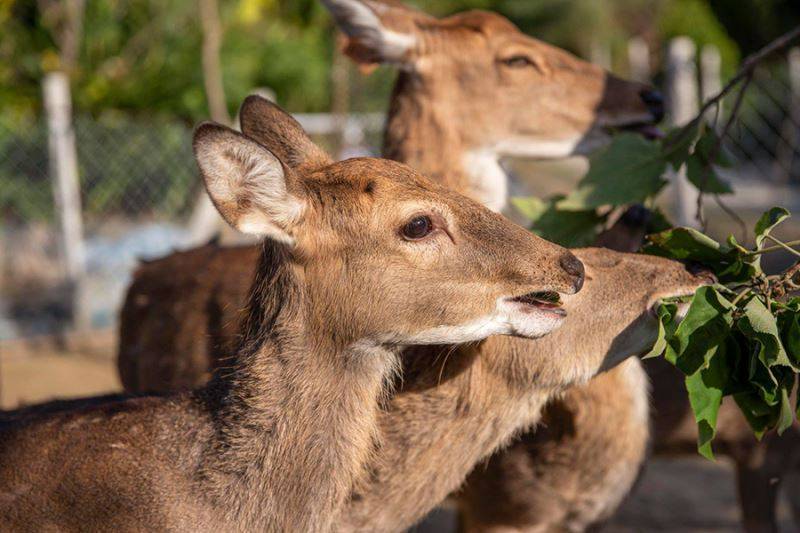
[[387, 299, 565, 346]]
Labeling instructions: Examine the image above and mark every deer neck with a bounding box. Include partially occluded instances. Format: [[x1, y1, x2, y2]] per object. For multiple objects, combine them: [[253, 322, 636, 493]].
[[202, 241, 398, 531], [338, 336, 558, 531], [383, 72, 509, 212]]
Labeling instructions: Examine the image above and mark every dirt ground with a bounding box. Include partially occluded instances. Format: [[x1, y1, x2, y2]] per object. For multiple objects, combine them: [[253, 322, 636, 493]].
[[0, 338, 795, 532]]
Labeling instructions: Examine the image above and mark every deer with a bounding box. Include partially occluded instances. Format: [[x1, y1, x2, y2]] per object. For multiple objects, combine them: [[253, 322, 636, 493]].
[[118, 2, 665, 529], [0, 102, 589, 531]]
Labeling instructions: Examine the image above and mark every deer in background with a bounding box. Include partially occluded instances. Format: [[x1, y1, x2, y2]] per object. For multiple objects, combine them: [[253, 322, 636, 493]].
[[0, 102, 586, 531], [119, 0, 666, 530]]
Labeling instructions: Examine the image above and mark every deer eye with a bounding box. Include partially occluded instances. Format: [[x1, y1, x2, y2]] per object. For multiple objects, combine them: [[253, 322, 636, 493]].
[[501, 55, 533, 68], [401, 215, 434, 240]]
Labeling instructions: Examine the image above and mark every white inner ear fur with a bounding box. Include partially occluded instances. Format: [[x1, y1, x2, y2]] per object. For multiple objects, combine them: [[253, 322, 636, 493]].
[[197, 138, 305, 243], [324, 0, 416, 63]]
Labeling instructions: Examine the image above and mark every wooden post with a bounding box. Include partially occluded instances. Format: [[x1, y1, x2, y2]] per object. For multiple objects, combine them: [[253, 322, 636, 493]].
[[700, 45, 722, 125], [775, 48, 800, 183], [627, 37, 651, 83], [331, 48, 351, 159], [43, 71, 89, 329], [590, 39, 612, 71], [666, 37, 699, 227], [187, 0, 231, 246]]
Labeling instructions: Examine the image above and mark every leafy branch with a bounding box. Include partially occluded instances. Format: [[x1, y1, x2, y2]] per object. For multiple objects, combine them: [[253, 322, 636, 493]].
[[644, 208, 800, 459]]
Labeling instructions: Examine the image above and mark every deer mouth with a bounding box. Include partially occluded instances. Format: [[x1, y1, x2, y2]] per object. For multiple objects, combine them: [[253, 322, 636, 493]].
[[508, 291, 566, 316]]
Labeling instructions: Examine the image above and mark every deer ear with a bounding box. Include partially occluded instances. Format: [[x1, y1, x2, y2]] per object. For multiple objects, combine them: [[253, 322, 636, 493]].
[[322, 0, 430, 66], [239, 95, 332, 171], [193, 122, 305, 243]]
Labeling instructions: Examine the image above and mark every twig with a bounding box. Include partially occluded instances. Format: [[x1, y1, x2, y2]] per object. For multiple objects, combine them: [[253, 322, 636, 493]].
[[764, 235, 800, 258], [664, 25, 800, 152], [746, 239, 800, 257], [695, 73, 753, 230], [712, 193, 748, 241]]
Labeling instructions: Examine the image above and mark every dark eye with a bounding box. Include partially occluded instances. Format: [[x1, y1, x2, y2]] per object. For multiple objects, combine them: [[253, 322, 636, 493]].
[[501, 55, 533, 68], [401, 215, 434, 240]]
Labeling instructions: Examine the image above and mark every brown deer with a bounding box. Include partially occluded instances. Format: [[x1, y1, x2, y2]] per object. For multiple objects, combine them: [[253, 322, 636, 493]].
[[118, 2, 664, 529], [0, 103, 586, 531]]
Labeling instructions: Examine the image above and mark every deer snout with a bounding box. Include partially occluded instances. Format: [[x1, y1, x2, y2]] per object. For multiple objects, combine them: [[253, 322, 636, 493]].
[[559, 253, 585, 293]]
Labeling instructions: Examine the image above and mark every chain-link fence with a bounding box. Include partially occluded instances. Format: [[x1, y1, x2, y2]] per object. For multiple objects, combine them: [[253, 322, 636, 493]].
[[725, 58, 800, 185], [1, 41, 799, 341], [0, 102, 385, 339]]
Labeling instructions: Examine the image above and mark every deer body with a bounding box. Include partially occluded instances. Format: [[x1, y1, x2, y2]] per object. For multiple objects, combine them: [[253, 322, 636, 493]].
[[1, 102, 584, 531], [117, 1, 674, 530]]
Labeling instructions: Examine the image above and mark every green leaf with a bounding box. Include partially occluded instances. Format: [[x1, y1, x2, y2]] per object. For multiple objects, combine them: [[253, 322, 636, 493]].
[[686, 153, 733, 194], [693, 127, 734, 169], [738, 296, 796, 371], [644, 227, 728, 263], [734, 391, 775, 439], [557, 134, 668, 210], [512, 196, 605, 248], [644, 301, 679, 359], [754, 207, 790, 249], [668, 286, 734, 376], [778, 306, 800, 366], [644, 227, 756, 284], [510, 196, 548, 221], [662, 122, 700, 170], [777, 383, 794, 435], [685, 344, 729, 460]]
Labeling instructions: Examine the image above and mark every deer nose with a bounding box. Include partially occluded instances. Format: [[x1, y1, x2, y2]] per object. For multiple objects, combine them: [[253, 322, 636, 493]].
[[560, 253, 585, 293], [639, 89, 665, 123]]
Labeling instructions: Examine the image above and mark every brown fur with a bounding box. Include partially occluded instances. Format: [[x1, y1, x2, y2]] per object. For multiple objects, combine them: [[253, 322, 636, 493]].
[[120, 238, 707, 531], [117, 2, 667, 531], [0, 104, 583, 531]]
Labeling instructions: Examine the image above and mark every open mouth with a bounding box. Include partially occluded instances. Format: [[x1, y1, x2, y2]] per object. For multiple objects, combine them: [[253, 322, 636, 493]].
[[508, 291, 566, 316]]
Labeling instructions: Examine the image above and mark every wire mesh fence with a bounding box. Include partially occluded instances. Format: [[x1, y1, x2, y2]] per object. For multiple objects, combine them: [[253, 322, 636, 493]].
[[725, 60, 800, 184], [0, 41, 798, 341]]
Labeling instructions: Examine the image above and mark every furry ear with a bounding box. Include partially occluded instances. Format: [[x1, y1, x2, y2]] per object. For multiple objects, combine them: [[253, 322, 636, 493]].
[[322, 0, 430, 66], [193, 122, 305, 243], [238, 95, 332, 171]]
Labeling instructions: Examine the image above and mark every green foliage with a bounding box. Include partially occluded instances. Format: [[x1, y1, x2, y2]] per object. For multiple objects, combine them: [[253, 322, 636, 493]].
[[658, 0, 740, 78], [513, 122, 732, 247], [647, 209, 800, 458], [511, 196, 604, 247], [557, 133, 668, 211], [0, 0, 756, 121]]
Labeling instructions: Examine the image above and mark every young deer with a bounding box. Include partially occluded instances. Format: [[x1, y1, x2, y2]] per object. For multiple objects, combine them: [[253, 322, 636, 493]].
[[0, 103, 585, 531], [118, 1, 665, 529]]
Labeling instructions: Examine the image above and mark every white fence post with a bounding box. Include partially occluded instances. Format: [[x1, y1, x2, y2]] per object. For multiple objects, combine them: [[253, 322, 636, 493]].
[[666, 37, 700, 227], [700, 45, 722, 125], [43, 71, 89, 330], [776, 48, 800, 182], [627, 37, 651, 83]]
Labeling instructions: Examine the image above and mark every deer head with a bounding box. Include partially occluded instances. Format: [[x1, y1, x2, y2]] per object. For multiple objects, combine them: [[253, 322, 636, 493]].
[[196, 97, 585, 347], [323, 0, 663, 161]]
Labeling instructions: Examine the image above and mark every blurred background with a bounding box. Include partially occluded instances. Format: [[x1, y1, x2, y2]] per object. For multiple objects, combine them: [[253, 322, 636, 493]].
[[1, 2, 800, 529]]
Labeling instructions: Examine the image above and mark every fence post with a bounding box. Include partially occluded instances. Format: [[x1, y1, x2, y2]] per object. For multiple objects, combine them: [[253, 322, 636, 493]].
[[775, 48, 800, 183], [627, 37, 651, 83], [590, 39, 611, 71], [700, 45, 722, 126], [666, 37, 700, 227], [43, 71, 89, 330]]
